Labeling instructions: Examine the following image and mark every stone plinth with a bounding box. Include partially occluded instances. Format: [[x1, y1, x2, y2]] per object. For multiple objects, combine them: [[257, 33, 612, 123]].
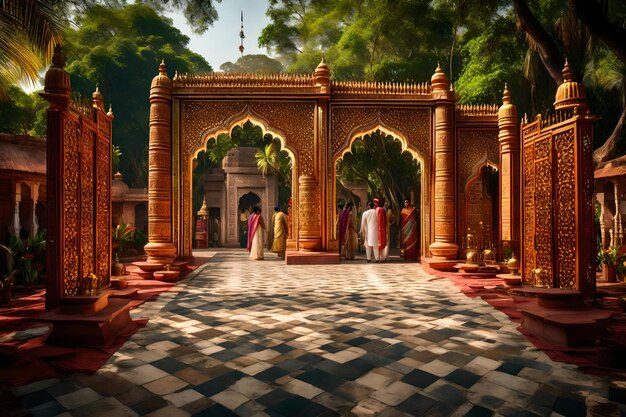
[[36, 298, 133, 346], [286, 251, 340, 265]]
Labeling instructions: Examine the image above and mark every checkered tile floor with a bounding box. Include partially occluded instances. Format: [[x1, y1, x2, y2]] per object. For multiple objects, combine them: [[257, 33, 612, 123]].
[[11, 249, 626, 416]]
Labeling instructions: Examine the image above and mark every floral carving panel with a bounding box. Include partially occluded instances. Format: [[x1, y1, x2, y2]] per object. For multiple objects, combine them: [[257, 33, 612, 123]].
[[81, 124, 95, 278], [554, 130, 576, 289], [458, 130, 499, 189], [62, 114, 80, 296], [330, 106, 431, 161]]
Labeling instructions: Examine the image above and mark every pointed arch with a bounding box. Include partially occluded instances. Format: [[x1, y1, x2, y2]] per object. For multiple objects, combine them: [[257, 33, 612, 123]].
[[332, 123, 429, 256]]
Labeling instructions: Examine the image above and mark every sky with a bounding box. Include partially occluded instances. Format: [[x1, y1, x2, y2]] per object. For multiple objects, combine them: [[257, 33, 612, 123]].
[[22, 0, 273, 92], [165, 0, 273, 71]]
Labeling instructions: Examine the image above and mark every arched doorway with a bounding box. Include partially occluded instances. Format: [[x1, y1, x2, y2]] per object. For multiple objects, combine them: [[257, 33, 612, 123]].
[[238, 191, 261, 248], [462, 163, 499, 259], [332, 127, 427, 258], [188, 119, 294, 251]]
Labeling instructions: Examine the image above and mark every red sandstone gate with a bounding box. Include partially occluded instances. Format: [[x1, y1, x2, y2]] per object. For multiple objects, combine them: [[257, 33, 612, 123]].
[[145, 59, 521, 262]]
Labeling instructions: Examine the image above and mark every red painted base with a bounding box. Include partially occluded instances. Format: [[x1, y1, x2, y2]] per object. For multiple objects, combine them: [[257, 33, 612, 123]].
[[36, 298, 133, 346], [420, 258, 461, 272], [510, 287, 585, 309], [285, 251, 340, 265], [521, 304, 613, 347]]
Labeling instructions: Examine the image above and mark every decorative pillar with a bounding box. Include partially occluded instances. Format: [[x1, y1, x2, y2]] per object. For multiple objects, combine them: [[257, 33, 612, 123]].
[[429, 65, 458, 259], [598, 192, 607, 249], [40, 45, 72, 311], [9, 181, 21, 237], [298, 174, 321, 250], [145, 61, 176, 263], [615, 182, 623, 247], [498, 84, 521, 257], [30, 182, 40, 237]]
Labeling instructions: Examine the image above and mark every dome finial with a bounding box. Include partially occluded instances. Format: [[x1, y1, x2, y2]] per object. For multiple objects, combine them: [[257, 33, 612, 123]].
[[502, 83, 511, 104], [314, 56, 331, 91], [562, 59, 572, 83], [431, 64, 449, 92]]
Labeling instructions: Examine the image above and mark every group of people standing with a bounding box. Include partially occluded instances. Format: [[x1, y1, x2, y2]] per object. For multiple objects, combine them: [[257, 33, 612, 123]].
[[247, 206, 289, 261], [248, 198, 419, 263], [338, 198, 419, 262]]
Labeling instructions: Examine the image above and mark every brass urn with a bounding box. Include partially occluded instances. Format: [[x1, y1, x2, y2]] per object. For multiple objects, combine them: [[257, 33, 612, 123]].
[[507, 252, 519, 275]]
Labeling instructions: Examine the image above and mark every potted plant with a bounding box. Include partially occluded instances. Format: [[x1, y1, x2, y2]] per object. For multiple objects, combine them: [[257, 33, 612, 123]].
[[112, 223, 135, 276], [598, 246, 626, 283], [0, 243, 17, 304]]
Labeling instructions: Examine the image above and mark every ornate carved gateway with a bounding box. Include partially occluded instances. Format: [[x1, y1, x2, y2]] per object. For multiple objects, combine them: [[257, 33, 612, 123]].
[[146, 59, 520, 261]]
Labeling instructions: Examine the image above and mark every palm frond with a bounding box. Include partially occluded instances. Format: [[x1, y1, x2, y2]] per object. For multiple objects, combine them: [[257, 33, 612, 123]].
[[0, 0, 66, 99]]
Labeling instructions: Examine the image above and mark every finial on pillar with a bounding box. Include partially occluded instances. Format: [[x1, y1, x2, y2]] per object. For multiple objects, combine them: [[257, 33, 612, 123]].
[[107, 104, 114, 118], [41, 43, 71, 108], [562, 59, 572, 83], [152, 60, 172, 89], [314, 56, 331, 92], [431, 64, 450, 93], [502, 83, 511, 104], [554, 58, 587, 111], [92, 83, 105, 111]]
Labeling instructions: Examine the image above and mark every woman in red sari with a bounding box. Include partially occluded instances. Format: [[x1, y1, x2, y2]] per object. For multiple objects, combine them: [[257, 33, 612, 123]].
[[400, 199, 419, 260]]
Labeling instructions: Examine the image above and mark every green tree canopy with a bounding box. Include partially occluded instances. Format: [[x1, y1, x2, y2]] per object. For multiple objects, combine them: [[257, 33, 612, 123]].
[[62, 4, 211, 187], [0, 86, 40, 135], [220, 54, 284, 73]]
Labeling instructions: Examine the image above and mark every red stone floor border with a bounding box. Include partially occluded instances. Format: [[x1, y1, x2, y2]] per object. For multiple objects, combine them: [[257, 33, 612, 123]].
[[421, 264, 626, 377], [0, 256, 211, 387]]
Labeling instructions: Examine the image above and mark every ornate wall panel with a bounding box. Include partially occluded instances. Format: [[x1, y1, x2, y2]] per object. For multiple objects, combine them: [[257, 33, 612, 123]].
[[534, 136, 554, 286], [458, 130, 499, 188], [330, 107, 431, 161], [522, 141, 535, 284], [80, 123, 95, 278], [62, 114, 80, 296], [457, 129, 499, 247], [554, 129, 575, 288], [96, 134, 111, 285]]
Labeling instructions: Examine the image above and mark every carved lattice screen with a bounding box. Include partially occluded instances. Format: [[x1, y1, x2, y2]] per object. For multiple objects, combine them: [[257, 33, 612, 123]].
[[521, 114, 595, 297], [46, 101, 112, 310]]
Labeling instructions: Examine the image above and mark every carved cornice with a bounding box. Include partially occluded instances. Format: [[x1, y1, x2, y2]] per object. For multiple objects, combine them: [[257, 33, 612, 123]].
[[331, 80, 431, 96], [174, 72, 315, 88], [457, 104, 499, 117]]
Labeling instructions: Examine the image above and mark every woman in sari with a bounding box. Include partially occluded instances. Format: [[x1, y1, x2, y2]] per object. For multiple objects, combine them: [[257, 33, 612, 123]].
[[338, 202, 357, 260], [247, 206, 266, 260], [400, 199, 419, 260]]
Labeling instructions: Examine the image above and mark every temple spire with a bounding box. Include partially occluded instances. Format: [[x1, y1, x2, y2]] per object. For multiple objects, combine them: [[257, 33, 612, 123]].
[[239, 11, 245, 57]]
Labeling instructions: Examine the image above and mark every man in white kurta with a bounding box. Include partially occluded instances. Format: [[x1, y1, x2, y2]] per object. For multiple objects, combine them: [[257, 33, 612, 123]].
[[360, 201, 380, 262]]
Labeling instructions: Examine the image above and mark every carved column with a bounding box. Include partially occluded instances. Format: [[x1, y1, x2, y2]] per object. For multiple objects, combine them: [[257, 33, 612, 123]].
[[30, 182, 40, 237], [40, 45, 72, 311], [429, 65, 458, 259], [298, 174, 321, 250], [498, 84, 520, 257], [615, 182, 623, 247], [145, 61, 176, 263], [598, 192, 607, 249], [9, 181, 21, 237]]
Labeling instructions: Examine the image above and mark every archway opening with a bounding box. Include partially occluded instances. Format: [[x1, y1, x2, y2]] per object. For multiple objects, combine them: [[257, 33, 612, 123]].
[[334, 130, 422, 260], [462, 163, 499, 260], [191, 121, 293, 250]]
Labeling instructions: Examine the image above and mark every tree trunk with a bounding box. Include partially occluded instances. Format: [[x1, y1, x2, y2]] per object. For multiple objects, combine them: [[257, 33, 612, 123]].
[[594, 105, 626, 165], [568, 0, 626, 65], [512, 0, 564, 84]]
